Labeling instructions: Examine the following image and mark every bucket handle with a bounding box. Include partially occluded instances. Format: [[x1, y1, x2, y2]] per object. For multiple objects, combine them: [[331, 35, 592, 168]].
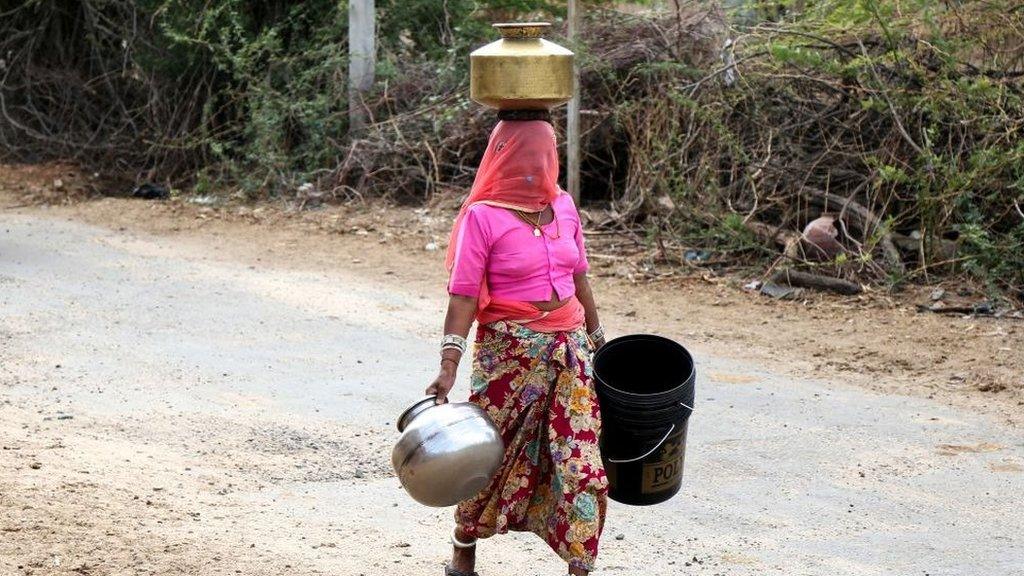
[[606, 423, 675, 464], [605, 401, 693, 464]]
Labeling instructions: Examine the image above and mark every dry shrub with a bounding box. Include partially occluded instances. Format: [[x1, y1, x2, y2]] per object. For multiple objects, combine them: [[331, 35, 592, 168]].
[[561, 2, 1024, 300], [0, 1, 207, 181], [323, 72, 491, 202], [321, 4, 728, 204]]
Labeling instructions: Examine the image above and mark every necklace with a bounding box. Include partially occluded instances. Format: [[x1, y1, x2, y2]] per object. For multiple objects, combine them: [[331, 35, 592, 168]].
[[515, 210, 543, 236], [512, 208, 561, 237]]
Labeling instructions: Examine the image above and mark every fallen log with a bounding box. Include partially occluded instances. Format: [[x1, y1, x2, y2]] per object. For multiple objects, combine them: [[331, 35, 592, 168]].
[[770, 269, 863, 295], [743, 220, 802, 260], [891, 232, 959, 262], [915, 302, 995, 316], [744, 220, 799, 246]]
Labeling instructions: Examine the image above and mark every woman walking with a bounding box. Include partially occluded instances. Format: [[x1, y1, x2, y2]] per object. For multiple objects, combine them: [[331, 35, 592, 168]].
[[426, 117, 608, 576]]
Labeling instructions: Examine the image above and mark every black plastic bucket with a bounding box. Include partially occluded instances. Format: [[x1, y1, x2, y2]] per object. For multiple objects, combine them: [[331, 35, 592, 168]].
[[593, 334, 695, 506]]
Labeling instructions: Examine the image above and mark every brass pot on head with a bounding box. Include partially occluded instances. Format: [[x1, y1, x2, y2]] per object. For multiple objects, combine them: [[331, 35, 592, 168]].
[[470, 22, 574, 111]]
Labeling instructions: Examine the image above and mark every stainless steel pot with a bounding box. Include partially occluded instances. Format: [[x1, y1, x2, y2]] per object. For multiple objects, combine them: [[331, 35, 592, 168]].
[[391, 396, 505, 507]]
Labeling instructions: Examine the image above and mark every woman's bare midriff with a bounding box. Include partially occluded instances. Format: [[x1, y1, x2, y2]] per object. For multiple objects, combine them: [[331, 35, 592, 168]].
[[532, 293, 571, 312]]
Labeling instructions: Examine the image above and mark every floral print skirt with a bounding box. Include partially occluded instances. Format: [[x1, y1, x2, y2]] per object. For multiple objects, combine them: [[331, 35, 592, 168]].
[[455, 321, 609, 571]]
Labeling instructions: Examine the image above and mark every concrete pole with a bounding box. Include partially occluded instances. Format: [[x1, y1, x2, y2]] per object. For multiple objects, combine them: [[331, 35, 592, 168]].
[[566, 0, 581, 203], [348, 0, 376, 132]]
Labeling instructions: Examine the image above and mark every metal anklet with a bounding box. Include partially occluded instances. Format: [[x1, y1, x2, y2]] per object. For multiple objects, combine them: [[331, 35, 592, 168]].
[[450, 528, 477, 549]]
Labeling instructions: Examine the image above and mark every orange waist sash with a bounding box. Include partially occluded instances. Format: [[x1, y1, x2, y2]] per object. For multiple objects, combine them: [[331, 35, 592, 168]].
[[478, 295, 585, 333]]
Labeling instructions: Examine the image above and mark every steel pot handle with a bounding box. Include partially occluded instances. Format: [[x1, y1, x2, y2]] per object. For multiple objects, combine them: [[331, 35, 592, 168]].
[[396, 395, 440, 432], [606, 423, 675, 464]]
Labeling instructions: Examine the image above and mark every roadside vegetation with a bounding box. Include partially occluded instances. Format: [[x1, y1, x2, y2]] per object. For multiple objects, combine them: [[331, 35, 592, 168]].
[[1, 0, 1022, 303]]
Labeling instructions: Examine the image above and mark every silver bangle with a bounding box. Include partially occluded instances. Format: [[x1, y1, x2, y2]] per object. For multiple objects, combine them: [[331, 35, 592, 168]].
[[441, 334, 467, 355], [441, 344, 465, 355], [588, 326, 605, 342]]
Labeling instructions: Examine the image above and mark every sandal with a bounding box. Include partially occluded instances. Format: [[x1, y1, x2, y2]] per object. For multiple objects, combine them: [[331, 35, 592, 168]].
[[444, 566, 479, 576]]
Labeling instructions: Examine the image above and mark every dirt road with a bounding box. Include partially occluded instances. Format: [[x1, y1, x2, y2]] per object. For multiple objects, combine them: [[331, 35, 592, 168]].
[[2, 205, 1023, 575]]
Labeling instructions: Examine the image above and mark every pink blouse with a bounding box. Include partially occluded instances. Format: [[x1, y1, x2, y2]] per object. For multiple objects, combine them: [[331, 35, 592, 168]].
[[448, 193, 589, 301]]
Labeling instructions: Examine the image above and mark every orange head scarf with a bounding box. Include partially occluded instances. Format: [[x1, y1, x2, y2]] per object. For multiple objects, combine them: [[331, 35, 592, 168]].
[[444, 120, 561, 272]]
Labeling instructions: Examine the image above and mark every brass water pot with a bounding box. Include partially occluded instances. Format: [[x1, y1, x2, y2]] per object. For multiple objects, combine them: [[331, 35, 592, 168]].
[[470, 22, 574, 110]]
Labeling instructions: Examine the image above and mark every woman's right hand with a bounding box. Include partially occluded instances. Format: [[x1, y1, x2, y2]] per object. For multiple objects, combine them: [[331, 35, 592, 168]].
[[425, 364, 457, 404]]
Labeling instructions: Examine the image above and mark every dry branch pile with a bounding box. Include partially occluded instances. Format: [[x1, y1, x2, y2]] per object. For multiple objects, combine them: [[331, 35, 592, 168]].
[[569, 2, 1024, 302], [0, 1, 211, 180]]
